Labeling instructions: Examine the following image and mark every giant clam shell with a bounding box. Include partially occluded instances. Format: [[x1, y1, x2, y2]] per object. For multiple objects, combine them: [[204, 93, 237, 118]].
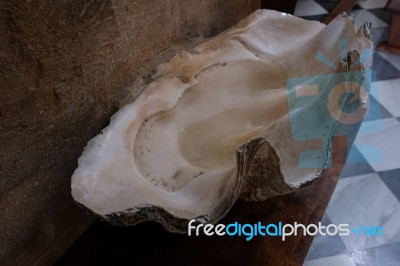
[[71, 10, 373, 232]]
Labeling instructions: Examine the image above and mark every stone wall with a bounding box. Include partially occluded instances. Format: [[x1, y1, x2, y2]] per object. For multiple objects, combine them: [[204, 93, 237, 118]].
[[0, 0, 260, 264]]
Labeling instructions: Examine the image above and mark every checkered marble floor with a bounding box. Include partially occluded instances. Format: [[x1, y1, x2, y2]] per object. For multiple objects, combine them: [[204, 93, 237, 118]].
[[293, 1, 400, 265]]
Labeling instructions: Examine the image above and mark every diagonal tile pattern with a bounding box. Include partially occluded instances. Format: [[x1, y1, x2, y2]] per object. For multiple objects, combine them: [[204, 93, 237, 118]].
[[326, 173, 400, 251], [298, 1, 400, 265], [356, 0, 389, 10], [351, 9, 388, 28], [378, 52, 400, 71], [340, 146, 375, 178], [378, 169, 400, 202], [294, 0, 328, 16], [306, 215, 348, 260], [372, 53, 400, 80], [372, 78, 400, 117], [349, 242, 400, 266], [354, 118, 400, 172]]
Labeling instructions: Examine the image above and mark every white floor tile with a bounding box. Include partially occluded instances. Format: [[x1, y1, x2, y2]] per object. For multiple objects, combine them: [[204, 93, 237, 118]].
[[351, 9, 387, 28], [326, 173, 400, 251], [378, 52, 400, 72], [355, 118, 400, 171], [304, 253, 356, 266], [373, 78, 400, 117], [357, 0, 389, 10], [294, 0, 328, 17]]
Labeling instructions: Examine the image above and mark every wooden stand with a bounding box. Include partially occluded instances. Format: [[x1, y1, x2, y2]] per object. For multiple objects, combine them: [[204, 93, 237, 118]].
[[56, 137, 347, 266], [378, 0, 400, 55], [323, 0, 358, 24]]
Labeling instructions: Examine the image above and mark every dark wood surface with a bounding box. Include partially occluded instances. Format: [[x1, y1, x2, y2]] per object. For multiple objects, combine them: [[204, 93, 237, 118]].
[[323, 0, 358, 24], [387, 0, 400, 13], [56, 137, 346, 266]]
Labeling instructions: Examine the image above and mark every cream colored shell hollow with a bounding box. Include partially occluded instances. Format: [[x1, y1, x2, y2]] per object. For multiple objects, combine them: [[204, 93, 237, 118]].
[[71, 9, 373, 232]]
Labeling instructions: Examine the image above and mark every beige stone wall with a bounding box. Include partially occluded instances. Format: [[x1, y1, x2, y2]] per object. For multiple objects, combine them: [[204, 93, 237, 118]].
[[0, 0, 260, 264]]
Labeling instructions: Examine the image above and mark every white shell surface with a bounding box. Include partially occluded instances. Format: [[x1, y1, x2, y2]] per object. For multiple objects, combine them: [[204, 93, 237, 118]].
[[71, 10, 373, 229]]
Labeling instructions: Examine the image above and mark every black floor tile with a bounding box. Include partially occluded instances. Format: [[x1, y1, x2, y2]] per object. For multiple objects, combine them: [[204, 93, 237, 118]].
[[300, 14, 327, 22], [363, 95, 393, 122], [373, 53, 400, 81], [378, 169, 400, 201], [350, 242, 400, 266], [306, 215, 348, 260], [352, 4, 364, 11], [314, 0, 341, 12], [341, 146, 375, 178], [368, 8, 392, 25]]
